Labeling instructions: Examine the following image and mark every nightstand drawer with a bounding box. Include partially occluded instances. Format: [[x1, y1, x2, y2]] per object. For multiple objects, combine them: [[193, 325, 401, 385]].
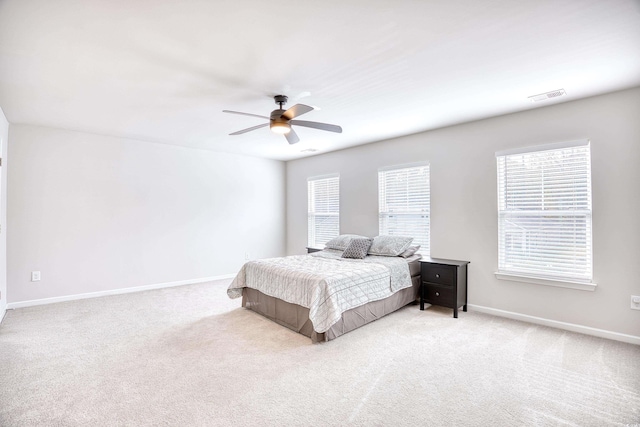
[[422, 285, 455, 307], [422, 264, 455, 286]]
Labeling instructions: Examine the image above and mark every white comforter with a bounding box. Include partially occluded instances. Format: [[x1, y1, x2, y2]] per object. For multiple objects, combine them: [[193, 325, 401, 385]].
[[227, 250, 413, 333]]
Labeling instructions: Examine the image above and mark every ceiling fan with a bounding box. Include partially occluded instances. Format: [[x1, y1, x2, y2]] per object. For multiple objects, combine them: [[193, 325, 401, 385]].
[[223, 95, 342, 145]]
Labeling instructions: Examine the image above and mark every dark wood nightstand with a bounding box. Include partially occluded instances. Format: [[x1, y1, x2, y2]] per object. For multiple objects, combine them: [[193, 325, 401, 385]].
[[306, 247, 322, 253], [420, 257, 470, 318]]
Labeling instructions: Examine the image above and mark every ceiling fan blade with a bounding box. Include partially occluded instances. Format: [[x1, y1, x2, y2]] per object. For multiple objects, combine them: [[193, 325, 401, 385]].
[[229, 123, 269, 135], [290, 120, 343, 133], [223, 110, 270, 120], [282, 104, 314, 120], [285, 128, 300, 145]]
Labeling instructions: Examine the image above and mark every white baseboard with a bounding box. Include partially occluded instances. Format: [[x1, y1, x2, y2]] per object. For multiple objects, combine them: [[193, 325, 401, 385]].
[[468, 304, 640, 346], [6, 274, 236, 310]]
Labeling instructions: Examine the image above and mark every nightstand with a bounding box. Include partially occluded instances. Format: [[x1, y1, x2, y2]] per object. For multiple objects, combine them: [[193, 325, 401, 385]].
[[420, 257, 470, 318]]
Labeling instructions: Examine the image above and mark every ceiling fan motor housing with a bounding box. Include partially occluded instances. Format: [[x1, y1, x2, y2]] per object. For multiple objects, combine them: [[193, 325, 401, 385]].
[[270, 109, 287, 123]]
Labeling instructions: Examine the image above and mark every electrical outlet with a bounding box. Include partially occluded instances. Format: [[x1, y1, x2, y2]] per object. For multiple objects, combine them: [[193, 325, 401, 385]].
[[31, 271, 41, 282], [631, 295, 640, 311], [244, 252, 251, 261]]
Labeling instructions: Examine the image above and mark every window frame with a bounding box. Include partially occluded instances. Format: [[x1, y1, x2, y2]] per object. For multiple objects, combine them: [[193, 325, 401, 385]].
[[495, 140, 596, 291], [307, 174, 340, 249], [378, 162, 430, 254]]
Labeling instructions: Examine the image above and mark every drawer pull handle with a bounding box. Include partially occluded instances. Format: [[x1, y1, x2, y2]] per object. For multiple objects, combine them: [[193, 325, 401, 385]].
[[435, 274, 440, 278], [435, 292, 440, 296]]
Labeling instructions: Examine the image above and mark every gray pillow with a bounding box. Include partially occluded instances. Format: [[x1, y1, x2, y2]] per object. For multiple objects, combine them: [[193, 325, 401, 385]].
[[325, 234, 368, 251], [368, 235, 414, 256], [342, 238, 373, 259], [400, 245, 421, 258]]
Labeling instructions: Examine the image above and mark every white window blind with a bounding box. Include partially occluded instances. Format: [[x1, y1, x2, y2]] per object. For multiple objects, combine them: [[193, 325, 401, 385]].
[[378, 164, 430, 252], [308, 175, 339, 248], [496, 141, 592, 282]]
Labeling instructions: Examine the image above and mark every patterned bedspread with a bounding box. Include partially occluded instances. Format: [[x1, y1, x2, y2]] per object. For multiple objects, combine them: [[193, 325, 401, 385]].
[[227, 250, 413, 333]]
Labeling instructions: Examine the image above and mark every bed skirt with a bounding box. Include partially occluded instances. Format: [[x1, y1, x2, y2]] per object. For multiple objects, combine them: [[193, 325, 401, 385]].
[[241, 275, 420, 343]]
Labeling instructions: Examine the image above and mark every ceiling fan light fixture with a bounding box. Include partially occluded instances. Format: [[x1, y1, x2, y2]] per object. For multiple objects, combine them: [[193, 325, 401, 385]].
[[270, 122, 291, 134]]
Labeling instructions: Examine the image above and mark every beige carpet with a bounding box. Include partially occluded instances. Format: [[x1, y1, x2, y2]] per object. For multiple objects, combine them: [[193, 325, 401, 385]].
[[1, 279, 638, 427]]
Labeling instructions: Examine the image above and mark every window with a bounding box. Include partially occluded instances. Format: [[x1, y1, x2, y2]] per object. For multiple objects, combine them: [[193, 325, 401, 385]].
[[378, 164, 430, 253], [496, 140, 592, 283], [308, 174, 339, 248]]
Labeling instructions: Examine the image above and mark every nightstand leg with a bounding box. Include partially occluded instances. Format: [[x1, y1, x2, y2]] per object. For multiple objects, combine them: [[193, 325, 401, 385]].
[[453, 307, 458, 318], [420, 299, 425, 311], [463, 304, 467, 312]]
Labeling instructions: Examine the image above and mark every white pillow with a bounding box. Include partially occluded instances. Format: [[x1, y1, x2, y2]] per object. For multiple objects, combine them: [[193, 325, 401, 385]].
[[400, 245, 421, 258], [325, 234, 368, 250], [368, 235, 414, 256]]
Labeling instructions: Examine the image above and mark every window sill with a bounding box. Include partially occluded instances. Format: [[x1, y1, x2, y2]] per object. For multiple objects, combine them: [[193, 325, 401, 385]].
[[494, 272, 597, 291]]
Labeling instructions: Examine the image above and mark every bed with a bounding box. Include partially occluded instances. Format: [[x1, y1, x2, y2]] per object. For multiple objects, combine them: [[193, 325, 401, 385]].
[[227, 235, 422, 342]]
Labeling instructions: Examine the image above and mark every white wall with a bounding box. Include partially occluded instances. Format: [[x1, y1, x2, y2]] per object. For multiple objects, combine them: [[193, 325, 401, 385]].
[[287, 87, 640, 338], [8, 125, 286, 303], [0, 107, 8, 319]]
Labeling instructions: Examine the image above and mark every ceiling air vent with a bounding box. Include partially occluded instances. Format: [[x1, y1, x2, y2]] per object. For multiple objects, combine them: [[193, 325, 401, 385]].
[[528, 89, 566, 102]]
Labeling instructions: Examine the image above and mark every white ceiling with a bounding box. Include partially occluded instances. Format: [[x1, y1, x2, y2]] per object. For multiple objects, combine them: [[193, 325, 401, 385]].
[[1, 0, 639, 161]]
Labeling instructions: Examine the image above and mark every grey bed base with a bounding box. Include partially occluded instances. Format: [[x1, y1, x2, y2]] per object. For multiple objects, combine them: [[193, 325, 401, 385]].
[[241, 262, 421, 343]]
